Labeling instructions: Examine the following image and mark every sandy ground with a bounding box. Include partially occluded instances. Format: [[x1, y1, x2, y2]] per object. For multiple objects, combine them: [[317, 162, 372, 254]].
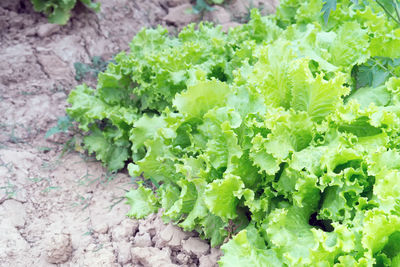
[[0, 0, 277, 266]]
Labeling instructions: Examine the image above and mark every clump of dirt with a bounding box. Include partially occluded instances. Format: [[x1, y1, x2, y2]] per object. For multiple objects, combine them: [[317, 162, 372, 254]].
[[45, 233, 73, 264], [164, 0, 279, 30], [0, 0, 277, 266]]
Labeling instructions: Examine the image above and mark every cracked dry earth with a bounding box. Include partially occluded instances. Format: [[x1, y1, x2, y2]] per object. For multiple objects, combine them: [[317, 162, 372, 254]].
[[0, 0, 278, 266]]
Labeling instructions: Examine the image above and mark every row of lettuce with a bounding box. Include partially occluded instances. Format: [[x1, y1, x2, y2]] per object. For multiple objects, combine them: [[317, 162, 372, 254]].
[[67, 0, 400, 266]]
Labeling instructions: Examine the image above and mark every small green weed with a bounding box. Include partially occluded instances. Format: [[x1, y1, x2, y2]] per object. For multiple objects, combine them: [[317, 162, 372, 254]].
[[74, 56, 113, 81], [45, 116, 74, 139], [192, 0, 225, 14]]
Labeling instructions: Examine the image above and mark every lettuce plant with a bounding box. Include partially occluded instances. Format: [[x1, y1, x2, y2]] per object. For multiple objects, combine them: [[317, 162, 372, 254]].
[[68, 0, 400, 265], [31, 0, 100, 25]]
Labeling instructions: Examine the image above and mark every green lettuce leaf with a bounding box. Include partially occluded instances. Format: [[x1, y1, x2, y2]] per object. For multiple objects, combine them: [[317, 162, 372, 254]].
[[67, 0, 400, 264], [289, 58, 349, 122], [173, 80, 230, 118], [126, 184, 159, 219], [220, 226, 283, 267], [31, 0, 99, 25], [204, 174, 244, 221]]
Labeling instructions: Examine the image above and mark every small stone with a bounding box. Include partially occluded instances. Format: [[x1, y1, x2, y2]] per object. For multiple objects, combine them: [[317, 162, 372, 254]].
[[131, 247, 178, 267], [229, 0, 250, 17], [204, 6, 231, 24], [36, 54, 69, 79], [138, 213, 165, 238], [199, 247, 222, 267], [134, 232, 152, 247], [81, 244, 117, 267], [182, 237, 210, 258], [92, 222, 109, 234], [114, 241, 132, 264], [112, 219, 139, 242], [256, 0, 276, 14], [51, 92, 67, 101], [229, 0, 277, 18], [97, 233, 111, 243], [176, 253, 190, 265], [162, 247, 172, 257], [164, 4, 200, 27], [26, 28, 37, 36], [45, 233, 73, 264], [156, 223, 188, 249], [37, 23, 60, 38]]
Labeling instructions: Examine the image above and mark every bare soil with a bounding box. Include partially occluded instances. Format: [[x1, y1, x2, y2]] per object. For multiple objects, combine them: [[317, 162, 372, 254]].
[[0, 0, 277, 266]]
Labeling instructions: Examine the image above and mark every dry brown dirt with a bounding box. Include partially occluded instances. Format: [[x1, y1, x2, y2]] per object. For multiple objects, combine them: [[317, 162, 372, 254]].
[[0, 0, 277, 266]]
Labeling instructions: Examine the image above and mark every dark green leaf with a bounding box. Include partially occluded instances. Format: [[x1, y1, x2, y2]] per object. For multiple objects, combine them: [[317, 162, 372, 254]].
[[321, 0, 337, 24]]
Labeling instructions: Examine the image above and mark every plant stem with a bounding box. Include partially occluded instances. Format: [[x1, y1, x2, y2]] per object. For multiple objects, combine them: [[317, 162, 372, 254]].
[[393, 0, 400, 23], [373, 58, 397, 77], [376, 0, 400, 25]]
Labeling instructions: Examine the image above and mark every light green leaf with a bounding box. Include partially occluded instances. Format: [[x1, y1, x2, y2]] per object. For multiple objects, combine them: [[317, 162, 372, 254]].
[[290, 58, 349, 122], [84, 127, 129, 171], [126, 185, 159, 219], [329, 21, 370, 68], [130, 115, 167, 153], [173, 80, 230, 118], [347, 85, 391, 109], [204, 174, 244, 220], [220, 227, 283, 267]]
